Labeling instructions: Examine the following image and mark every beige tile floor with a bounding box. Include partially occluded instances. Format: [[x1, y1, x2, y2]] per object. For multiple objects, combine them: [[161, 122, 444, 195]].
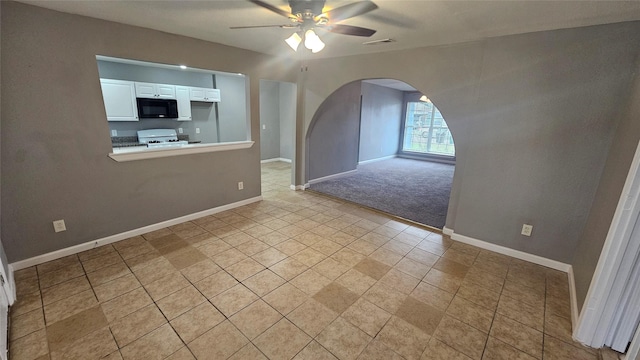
[[8, 161, 599, 360]]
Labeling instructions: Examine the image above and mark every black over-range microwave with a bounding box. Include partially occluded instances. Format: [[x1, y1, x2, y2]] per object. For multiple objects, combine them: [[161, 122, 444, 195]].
[[136, 98, 179, 119]]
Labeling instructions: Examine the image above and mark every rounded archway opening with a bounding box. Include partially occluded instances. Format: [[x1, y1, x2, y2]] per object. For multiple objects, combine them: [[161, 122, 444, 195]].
[[306, 78, 456, 230]]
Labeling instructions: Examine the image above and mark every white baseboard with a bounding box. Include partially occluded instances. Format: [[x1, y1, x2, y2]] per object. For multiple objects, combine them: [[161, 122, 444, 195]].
[[448, 230, 571, 272], [261, 157, 292, 164], [449, 228, 577, 318], [358, 155, 397, 165], [397, 154, 456, 165], [568, 266, 579, 331], [7, 265, 16, 305], [308, 169, 357, 185], [10, 196, 263, 271], [290, 184, 309, 191]]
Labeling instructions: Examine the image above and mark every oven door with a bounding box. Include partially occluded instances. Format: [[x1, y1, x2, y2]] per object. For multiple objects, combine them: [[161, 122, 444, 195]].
[[136, 98, 178, 118]]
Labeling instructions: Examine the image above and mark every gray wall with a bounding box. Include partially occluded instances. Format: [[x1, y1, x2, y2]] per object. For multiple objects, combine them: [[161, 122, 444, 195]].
[[307, 81, 362, 180], [572, 57, 640, 310], [98, 61, 214, 87], [0, 2, 295, 262], [299, 22, 640, 264], [217, 74, 249, 143], [279, 82, 296, 161], [4, 2, 640, 314], [260, 80, 281, 160], [359, 82, 403, 162], [189, 103, 218, 144], [259, 80, 296, 161], [0, 2, 9, 289]]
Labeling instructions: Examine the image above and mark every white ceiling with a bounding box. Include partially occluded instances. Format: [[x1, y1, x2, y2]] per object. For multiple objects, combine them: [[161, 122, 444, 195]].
[[363, 79, 416, 91], [19, 0, 640, 58]]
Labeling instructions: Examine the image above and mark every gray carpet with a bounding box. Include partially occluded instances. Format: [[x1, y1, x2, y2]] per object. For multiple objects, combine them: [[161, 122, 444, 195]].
[[310, 158, 454, 229]]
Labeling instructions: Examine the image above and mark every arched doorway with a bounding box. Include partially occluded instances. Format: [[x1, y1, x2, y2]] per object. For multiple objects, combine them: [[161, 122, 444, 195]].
[[306, 79, 456, 230]]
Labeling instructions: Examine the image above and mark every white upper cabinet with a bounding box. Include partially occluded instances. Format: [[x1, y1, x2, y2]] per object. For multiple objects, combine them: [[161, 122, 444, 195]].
[[135, 82, 176, 99], [206, 89, 221, 102], [134, 82, 155, 98], [100, 79, 138, 121], [190, 87, 220, 102], [156, 84, 177, 99], [175, 86, 192, 121]]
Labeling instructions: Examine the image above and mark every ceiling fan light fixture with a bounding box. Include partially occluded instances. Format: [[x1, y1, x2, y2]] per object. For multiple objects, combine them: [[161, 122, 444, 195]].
[[311, 38, 325, 53], [285, 32, 302, 51], [304, 29, 325, 53]]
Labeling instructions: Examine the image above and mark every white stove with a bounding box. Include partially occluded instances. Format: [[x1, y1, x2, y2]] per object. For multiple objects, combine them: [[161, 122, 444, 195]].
[[137, 129, 188, 149]]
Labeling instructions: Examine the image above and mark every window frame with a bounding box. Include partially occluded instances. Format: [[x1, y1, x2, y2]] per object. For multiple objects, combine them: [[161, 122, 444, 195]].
[[398, 92, 456, 163]]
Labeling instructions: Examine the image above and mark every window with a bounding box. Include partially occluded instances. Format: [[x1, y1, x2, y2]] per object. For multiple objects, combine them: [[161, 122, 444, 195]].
[[401, 99, 454, 157]]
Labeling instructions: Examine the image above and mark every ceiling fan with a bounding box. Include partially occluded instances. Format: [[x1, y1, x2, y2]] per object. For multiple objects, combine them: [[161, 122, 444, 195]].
[[231, 0, 379, 53]]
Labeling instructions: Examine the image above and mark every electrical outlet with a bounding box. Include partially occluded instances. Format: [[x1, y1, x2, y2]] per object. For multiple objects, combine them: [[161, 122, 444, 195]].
[[521, 224, 533, 236], [196, 128, 200, 134], [111, 130, 117, 137], [238, 182, 244, 190], [53, 219, 66, 233], [178, 128, 183, 134]]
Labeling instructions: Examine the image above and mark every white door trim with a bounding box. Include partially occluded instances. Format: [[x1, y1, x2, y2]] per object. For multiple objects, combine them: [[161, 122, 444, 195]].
[[574, 140, 640, 352], [625, 320, 640, 360]]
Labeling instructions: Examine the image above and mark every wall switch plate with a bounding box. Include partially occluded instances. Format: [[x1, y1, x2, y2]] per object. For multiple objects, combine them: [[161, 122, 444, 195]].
[[262, 124, 266, 130], [178, 128, 183, 134], [521, 224, 533, 236], [53, 220, 66, 233], [196, 128, 200, 134], [111, 130, 117, 137], [238, 182, 244, 190]]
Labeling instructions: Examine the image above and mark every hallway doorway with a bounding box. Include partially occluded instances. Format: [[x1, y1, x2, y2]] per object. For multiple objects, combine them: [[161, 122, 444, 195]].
[[259, 79, 296, 189]]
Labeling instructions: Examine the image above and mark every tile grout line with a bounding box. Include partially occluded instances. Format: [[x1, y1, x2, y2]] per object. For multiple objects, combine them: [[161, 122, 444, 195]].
[[479, 261, 507, 360], [542, 274, 548, 360], [14, 163, 577, 360]]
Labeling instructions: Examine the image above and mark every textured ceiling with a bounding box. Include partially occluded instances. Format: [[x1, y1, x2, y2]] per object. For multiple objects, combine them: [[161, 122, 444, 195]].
[[19, 0, 640, 58], [363, 79, 416, 91]]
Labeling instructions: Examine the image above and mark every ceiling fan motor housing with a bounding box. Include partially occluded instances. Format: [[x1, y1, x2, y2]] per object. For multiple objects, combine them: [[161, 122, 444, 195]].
[[289, 0, 326, 17]]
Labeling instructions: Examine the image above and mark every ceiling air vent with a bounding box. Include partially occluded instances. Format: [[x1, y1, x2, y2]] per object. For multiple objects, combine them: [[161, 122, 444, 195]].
[[362, 38, 395, 45]]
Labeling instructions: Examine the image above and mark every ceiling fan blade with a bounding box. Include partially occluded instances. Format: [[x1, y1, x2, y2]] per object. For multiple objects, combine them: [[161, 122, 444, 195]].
[[248, 0, 296, 19], [230, 24, 298, 29], [326, 24, 376, 37], [322, 1, 378, 22]]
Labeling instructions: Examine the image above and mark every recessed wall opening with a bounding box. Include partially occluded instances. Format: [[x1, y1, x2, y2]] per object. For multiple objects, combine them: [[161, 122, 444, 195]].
[[306, 79, 456, 229], [259, 79, 297, 194]]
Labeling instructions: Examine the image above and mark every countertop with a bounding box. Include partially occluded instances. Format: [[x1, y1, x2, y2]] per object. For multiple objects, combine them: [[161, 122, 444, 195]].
[[111, 135, 199, 148]]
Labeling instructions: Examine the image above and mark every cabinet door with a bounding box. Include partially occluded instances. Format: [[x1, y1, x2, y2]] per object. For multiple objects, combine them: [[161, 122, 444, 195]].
[[156, 84, 176, 99], [100, 79, 138, 121], [205, 89, 221, 102], [189, 87, 206, 101], [134, 82, 156, 98], [175, 86, 192, 121]]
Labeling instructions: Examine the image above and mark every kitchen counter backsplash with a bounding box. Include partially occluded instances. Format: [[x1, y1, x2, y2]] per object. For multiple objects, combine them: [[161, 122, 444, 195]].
[[111, 136, 140, 148], [111, 135, 191, 148]]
